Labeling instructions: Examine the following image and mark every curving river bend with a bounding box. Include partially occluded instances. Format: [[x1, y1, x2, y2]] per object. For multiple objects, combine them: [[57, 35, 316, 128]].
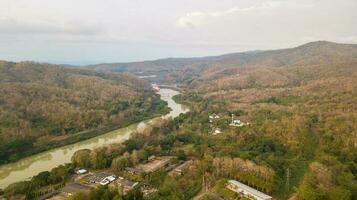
[[0, 88, 188, 189]]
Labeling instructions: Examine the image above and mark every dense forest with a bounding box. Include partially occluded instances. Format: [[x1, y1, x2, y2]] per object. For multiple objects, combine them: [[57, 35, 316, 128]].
[[0, 61, 168, 164]]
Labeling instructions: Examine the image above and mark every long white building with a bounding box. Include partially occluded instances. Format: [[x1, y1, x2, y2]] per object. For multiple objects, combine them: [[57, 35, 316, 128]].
[[227, 180, 272, 200]]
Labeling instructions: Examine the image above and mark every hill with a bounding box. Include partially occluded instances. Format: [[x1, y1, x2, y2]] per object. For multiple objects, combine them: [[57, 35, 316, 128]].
[[174, 41, 357, 199], [0, 61, 167, 164], [90, 41, 357, 199], [184, 41, 357, 90]]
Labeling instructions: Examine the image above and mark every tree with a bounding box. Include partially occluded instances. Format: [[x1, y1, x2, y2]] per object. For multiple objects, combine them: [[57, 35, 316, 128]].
[[49, 165, 70, 184], [71, 149, 92, 168], [90, 148, 110, 169], [124, 187, 143, 200], [69, 192, 88, 200], [32, 171, 50, 186], [111, 156, 132, 172]]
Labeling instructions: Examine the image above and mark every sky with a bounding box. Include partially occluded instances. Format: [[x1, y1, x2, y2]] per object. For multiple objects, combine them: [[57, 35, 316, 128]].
[[0, 0, 356, 65]]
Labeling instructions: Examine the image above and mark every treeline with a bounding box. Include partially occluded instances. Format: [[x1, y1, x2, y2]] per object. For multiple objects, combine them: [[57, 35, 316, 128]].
[[212, 157, 275, 193], [0, 61, 168, 164]]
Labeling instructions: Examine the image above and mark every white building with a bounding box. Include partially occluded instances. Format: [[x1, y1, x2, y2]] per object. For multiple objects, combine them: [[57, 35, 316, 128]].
[[213, 128, 223, 135], [230, 114, 249, 127], [100, 175, 117, 185], [209, 114, 220, 120], [75, 169, 88, 175], [227, 180, 272, 200]]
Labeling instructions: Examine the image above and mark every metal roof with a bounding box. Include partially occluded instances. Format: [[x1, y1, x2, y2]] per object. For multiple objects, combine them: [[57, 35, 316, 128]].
[[228, 180, 272, 199]]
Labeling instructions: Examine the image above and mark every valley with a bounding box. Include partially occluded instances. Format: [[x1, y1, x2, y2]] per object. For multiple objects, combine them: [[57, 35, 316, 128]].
[[0, 41, 356, 200]]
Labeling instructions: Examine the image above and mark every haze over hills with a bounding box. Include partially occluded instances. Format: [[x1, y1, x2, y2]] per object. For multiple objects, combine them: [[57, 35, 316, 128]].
[[0, 61, 167, 164], [88, 41, 357, 84]]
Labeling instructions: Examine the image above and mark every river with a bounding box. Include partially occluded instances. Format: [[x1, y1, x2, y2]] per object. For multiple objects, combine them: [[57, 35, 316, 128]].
[[0, 88, 188, 189]]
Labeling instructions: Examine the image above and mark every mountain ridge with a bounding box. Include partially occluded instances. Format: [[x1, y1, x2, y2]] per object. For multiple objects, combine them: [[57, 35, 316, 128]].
[[86, 41, 357, 84]]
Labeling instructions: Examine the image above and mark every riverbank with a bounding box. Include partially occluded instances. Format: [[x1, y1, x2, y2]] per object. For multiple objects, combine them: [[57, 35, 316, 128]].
[[0, 88, 187, 189], [0, 94, 169, 166]]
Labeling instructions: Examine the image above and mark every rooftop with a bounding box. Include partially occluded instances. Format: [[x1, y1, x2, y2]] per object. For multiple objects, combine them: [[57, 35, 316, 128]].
[[88, 172, 112, 183], [228, 180, 272, 199], [136, 156, 172, 173]]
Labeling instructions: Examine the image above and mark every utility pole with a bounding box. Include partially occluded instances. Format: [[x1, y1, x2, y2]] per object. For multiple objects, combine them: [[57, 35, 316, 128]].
[[286, 167, 290, 190]]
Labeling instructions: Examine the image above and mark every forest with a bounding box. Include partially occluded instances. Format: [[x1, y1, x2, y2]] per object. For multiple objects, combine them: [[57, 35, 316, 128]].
[[0, 61, 168, 164], [4, 84, 356, 199], [1, 41, 357, 200]]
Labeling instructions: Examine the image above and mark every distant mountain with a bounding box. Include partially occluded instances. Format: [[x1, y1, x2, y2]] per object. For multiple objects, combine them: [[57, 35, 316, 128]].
[[0, 61, 165, 164], [88, 41, 357, 84]]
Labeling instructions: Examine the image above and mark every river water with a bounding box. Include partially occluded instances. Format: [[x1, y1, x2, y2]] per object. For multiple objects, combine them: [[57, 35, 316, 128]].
[[0, 88, 188, 189]]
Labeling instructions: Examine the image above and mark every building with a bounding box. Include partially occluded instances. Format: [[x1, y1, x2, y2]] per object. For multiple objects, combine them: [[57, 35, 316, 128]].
[[117, 177, 139, 194], [75, 168, 88, 175], [226, 180, 272, 200], [151, 84, 160, 91], [126, 167, 144, 175], [209, 114, 220, 120], [88, 172, 116, 185], [100, 175, 117, 185], [136, 156, 172, 173], [213, 128, 223, 135], [229, 114, 249, 127], [169, 160, 193, 176]]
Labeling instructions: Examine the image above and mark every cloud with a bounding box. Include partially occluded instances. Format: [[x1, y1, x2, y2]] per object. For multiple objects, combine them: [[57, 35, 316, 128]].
[[176, 1, 313, 29], [0, 16, 102, 36], [0, 0, 107, 36], [0, 0, 356, 63]]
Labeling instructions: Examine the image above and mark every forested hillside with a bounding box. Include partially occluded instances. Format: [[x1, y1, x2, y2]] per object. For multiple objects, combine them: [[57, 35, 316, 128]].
[[181, 41, 357, 90], [88, 42, 357, 199], [0, 61, 167, 164], [88, 41, 357, 199], [174, 41, 357, 199]]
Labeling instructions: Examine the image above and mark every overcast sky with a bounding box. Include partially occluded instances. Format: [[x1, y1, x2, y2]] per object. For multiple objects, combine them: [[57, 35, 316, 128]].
[[0, 0, 356, 65]]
